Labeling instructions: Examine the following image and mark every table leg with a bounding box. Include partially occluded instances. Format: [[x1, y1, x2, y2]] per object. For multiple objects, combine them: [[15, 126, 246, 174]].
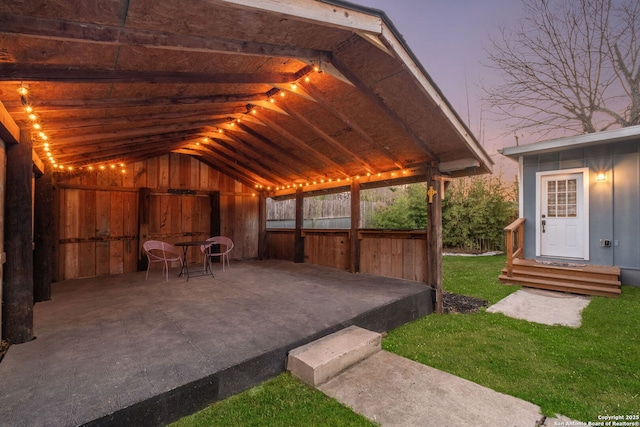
[[179, 246, 189, 280]]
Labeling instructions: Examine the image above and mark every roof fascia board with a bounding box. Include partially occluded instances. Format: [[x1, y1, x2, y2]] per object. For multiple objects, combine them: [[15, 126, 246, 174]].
[[500, 126, 640, 159], [217, 0, 383, 33], [376, 25, 493, 172]]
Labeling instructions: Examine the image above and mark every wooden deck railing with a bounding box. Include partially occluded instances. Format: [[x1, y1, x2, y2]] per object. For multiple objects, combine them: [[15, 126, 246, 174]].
[[504, 218, 525, 277]]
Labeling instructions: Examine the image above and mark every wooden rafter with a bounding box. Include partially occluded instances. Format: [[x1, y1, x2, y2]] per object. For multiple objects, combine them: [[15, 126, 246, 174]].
[[201, 132, 299, 184], [330, 56, 440, 162], [252, 115, 351, 178], [303, 83, 405, 170], [0, 65, 302, 85], [3, 94, 264, 113], [194, 139, 286, 184], [278, 100, 376, 174], [0, 13, 333, 62], [235, 123, 317, 178]]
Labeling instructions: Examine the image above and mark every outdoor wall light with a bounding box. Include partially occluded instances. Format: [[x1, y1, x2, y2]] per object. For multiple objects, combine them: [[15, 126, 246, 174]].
[[596, 172, 606, 182]]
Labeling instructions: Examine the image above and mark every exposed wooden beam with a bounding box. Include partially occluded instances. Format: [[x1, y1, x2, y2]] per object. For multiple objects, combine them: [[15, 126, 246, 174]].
[[0, 100, 20, 144], [200, 133, 295, 184], [236, 122, 317, 178], [189, 144, 266, 185], [0, 13, 332, 62], [329, 56, 440, 162], [3, 94, 264, 113], [279, 101, 376, 174], [213, 131, 314, 183], [193, 139, 286, 184], [50, 121, 212, 147], [303, 83, 405, 169], [439, 158, 480, 173], [266, 164, 429, 198], [253, 114, 351, 178], [0, 65, 301, 85], [54, 132, 192, 163], [31, 107, 232, 132], [195, 154, 259, 189]]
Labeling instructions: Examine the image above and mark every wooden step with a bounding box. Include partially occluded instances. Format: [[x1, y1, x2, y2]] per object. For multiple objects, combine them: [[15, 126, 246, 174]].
[[499, 274, 621, 298], [511, 259, 620, 282], [500, 267, 621, 288]]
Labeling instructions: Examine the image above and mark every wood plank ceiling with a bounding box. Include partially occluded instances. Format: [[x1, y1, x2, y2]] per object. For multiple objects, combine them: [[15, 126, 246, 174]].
[[0, 0, 493, 197]]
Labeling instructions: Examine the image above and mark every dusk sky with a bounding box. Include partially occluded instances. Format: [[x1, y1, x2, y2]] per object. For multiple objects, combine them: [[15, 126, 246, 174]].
[[351, 0, 526, 175]]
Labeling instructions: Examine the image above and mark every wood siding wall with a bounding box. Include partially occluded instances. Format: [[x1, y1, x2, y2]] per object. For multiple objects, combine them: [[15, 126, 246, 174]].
[[265, 229, 427, 282], [55, 154, 258, 280]]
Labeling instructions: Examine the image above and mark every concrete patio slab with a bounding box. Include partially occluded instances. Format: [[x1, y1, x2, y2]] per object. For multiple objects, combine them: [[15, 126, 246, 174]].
[[0, 260, 431, 427], [487, 288, 591, 327]]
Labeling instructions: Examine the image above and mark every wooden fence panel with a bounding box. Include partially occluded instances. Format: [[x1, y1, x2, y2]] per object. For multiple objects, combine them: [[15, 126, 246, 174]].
[[359, 232, 426, 282], [266, 230, 295, 260], [303, 231, 350, 270]]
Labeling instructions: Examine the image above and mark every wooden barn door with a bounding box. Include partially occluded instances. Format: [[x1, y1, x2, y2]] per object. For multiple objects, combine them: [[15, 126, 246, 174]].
[[58, 187, 139, 279], [148, 192, 211, 267]]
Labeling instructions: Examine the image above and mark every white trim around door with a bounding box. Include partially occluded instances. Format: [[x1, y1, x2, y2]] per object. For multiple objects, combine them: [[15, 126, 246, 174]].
[[535, 168, 590, 260]]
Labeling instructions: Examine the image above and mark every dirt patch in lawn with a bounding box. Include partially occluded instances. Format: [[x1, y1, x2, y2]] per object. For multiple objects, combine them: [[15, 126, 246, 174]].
[[443, 292, 489, 314]]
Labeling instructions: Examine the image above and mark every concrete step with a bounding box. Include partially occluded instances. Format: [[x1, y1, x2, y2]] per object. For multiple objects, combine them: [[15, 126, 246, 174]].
[[287, 326, 381, 386]]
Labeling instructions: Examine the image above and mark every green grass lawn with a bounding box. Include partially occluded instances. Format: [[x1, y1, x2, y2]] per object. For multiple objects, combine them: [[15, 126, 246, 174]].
[[172, 255, 640, 425]]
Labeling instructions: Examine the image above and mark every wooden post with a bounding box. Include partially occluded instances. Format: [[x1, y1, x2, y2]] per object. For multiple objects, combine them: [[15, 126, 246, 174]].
[[3, 129, 34, 343], [294, 187, 304, 263], [137, 187, 151, 271], [426, 163, 443, 313], [33, 165, 54, 302], [258, 192, 268, 260], [350, 180, 360, 273]]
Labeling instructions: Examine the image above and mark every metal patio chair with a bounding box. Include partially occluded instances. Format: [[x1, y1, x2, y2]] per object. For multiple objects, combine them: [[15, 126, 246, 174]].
[[143, 240, 183, 281], [200, 236, 234, 272]]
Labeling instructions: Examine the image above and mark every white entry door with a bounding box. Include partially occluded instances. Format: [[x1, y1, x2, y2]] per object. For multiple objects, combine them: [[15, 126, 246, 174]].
[[537, 169, 589, 259]]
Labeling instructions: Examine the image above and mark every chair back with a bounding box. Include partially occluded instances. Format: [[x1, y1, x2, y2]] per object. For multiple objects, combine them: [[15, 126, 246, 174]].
[[144, 240, 181, 261], [200, 236, 234, 255]]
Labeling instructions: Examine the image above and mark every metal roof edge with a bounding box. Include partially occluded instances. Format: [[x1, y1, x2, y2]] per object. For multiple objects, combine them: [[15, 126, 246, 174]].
[[500, 125, 640, 159]]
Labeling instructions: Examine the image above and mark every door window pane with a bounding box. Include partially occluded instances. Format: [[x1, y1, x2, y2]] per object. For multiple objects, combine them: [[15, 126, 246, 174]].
[[547, 178, 577, 218]]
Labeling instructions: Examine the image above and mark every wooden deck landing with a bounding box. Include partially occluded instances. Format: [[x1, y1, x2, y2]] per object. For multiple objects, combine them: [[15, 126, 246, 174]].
[[499, 258, 621, 297]]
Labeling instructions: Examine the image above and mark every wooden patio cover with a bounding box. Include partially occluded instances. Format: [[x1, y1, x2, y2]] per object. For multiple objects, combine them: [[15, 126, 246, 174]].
[[0, 0, 492, 196]]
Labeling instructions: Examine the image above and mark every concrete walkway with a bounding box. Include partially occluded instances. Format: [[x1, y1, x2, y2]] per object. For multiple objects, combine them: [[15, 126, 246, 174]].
[[487, 288, 591, 327], [306, 287, 590, 427], [320, 350, 546, 427]]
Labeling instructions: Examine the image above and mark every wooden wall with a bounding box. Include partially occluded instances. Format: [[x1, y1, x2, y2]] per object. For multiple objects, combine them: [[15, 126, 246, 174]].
[[303, 230, 350, 270], [54, 153, 258, 280], [359, 231, 427, 282], [266, 229, 296, 261], [265, 229, 427, 282]]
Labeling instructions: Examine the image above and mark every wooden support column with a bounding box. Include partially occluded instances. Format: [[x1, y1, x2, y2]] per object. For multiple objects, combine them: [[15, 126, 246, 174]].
[[3, 129, 34, 343], [294, 187, 304, 263], [33, 165, 54, 302], [137, 187, 151, 271], [426, 163, 443, 313], [350, 180, 360, 273], [258, 192, 268, 260]]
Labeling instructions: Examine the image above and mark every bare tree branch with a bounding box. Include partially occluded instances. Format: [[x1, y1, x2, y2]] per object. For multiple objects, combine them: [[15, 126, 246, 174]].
[[484, 0, 640, 137]]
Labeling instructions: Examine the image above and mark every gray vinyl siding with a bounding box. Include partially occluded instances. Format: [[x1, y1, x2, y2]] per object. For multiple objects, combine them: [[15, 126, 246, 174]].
[[520, 140, 640, 286]]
